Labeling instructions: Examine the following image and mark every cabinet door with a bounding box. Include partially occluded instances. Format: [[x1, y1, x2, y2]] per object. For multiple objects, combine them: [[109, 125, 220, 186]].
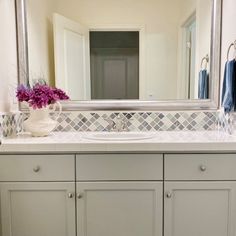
[[0, 182, 76, 236], [164, 182, 236, 236], [77, 182, 163, 236]]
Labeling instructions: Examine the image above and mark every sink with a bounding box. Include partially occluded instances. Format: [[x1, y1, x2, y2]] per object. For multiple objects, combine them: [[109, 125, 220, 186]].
[[83, 132, 155, 141]]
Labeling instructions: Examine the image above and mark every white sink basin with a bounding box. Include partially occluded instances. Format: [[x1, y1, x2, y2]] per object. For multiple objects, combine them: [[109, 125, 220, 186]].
[[83, 132, 155, 141]]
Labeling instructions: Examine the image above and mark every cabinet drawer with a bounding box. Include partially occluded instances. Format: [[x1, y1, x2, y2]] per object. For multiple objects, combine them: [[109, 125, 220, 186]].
[[0, 155, 75, 181], [165, 154, 236, 180], [77, 154, 163, 180]]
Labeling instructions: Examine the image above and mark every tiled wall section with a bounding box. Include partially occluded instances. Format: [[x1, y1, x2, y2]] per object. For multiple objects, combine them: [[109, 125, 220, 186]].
[[56, 111, 217, 132], [0, 111, 218, 137], [0, 113, 23, 137]]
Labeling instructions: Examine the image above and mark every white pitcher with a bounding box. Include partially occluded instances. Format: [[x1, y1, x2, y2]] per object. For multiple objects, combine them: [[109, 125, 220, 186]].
[[24, 102, 62, 137]]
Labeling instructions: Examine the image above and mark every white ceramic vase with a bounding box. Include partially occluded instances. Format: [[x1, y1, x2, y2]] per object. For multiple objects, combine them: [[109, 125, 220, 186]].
[[24, 102, 62, 137]]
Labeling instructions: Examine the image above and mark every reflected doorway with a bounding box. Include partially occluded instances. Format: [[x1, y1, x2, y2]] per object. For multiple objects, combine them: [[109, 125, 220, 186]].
[[90, 31, 139, 99]]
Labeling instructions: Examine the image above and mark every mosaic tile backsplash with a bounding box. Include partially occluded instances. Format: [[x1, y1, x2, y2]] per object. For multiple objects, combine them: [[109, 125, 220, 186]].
[[0, 112, 23, 137], [55, 111, 217, 132], [0, 111, 218, 137]]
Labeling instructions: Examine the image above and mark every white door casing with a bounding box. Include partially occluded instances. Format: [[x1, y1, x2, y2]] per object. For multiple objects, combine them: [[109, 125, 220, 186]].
[[88, 24, 146, 99]]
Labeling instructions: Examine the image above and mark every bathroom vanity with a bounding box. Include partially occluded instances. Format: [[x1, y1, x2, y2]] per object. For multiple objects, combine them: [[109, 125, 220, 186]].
[[0, 131, 236, 236], [1, 0, 228, 235]]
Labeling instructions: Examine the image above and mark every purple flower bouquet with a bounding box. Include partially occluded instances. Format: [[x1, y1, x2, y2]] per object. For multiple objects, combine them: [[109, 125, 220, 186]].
[[16, 84, 69, 109], [16, 84, 69, 136]]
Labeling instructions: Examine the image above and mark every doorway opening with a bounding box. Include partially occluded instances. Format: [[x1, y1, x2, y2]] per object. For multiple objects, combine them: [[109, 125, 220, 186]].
[[90, 31, 139, 100]]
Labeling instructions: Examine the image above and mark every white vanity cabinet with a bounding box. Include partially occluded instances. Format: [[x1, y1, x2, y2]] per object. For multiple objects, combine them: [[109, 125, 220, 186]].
[[0, 155, 76, 236], [164, 154, 236, 236], [1, 152, 236, 236], [76, 154, 163, 236]]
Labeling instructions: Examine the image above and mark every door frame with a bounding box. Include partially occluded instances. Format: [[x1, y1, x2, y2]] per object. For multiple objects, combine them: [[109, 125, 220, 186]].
[[88, 24, 146, 99], [178, 11, 196, 100]]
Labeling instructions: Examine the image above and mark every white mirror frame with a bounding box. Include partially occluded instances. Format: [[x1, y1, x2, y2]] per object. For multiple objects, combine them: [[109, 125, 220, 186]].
[[15, 0, 222, 111]]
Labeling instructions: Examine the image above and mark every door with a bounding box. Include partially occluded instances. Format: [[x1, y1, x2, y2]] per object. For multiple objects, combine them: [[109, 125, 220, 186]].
[[0, 182, 76, 236], [77, 182, 163, 236], [91, 48, 139, 99], [164, 182, 236, 236], [53, 13, 90, 100]]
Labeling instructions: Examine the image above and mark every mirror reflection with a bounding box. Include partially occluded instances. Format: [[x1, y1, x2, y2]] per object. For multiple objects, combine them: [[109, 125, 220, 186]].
[[26, 0, 212, 101]]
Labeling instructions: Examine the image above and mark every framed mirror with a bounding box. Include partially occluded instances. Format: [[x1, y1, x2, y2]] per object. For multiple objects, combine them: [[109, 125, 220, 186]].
[[15, 0, 222, 110]]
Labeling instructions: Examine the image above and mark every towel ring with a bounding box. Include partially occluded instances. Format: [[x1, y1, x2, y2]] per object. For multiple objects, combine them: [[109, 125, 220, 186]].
[[201, 54, 209, 70], [227, 40, 236, 61]]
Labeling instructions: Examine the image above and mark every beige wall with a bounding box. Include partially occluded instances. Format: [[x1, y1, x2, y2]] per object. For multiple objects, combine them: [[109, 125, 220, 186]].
[[221, 0, 236, 103], [221, 0, 236, 64], [194, 0, 211, 97], [0, 0, 18, 112], [27, 0, 56, 86], [178, 0, 196, 22]]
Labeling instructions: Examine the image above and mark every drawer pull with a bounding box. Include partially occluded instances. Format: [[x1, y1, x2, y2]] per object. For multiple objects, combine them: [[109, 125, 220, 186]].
[[68, 193, 75, 199], [200, 165, 207, 172], [166, 192, 172, 198], [33, 166, 41, 173], [77, 193, 83, 199]]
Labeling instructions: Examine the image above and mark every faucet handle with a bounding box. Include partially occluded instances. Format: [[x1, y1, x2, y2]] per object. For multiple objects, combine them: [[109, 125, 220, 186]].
[[104, 116, 130, 132], [116, 115, 130, 132], [122, 121, 129, 131]]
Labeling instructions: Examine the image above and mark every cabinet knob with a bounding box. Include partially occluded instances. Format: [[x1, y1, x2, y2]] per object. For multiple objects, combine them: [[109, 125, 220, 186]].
[[200, 165, 207, 172], [77, 193, 83, 199], [33, 166, 40, 173], [68, 193, 75, 199], [166, 192, 172, 198]]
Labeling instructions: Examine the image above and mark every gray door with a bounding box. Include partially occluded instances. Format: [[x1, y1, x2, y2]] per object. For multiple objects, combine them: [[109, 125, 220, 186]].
[[91, 48, 139, 99]]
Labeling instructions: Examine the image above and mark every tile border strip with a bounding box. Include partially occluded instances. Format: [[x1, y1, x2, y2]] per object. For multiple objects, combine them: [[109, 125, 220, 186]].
[[1, 111, 218, 137]]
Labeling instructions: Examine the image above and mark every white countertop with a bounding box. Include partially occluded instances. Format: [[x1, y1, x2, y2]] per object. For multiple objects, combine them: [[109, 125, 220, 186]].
[[1, 131, 236, 153]]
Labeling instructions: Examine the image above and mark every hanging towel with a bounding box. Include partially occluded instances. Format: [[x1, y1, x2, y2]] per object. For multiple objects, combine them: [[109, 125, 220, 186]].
[[198, 69, 209, 99], [221, 60, 236, 113]]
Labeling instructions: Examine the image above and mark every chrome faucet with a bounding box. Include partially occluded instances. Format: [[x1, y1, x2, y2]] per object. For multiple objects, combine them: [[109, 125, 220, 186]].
[[104, 115, 129, 132]]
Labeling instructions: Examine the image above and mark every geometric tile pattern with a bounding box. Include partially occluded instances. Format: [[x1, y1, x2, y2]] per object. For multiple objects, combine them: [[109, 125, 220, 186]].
[[0, 112, 23, 137], [55, 111, 218, 132], [1, 111, 218, 137]]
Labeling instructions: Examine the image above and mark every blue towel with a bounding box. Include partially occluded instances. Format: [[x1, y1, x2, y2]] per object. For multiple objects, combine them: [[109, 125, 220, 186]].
[[198, 69, 209, 99], [221, 60, 236, 113]]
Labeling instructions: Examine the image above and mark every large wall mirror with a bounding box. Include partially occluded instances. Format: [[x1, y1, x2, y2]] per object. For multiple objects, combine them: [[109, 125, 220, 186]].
[[16, 0, 222, 110]]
